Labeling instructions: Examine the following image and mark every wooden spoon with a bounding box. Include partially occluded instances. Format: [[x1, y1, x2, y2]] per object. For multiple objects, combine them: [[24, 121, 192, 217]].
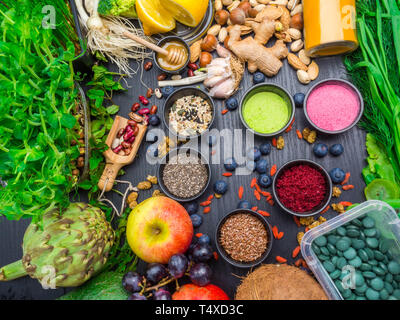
[[123, 31, 186, 66], [98, 115, 147, 192]]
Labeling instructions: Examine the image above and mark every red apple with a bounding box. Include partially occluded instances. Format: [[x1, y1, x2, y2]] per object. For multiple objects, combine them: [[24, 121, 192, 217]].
[[126, 196, 193, 264], [172, 284, 230, 300]]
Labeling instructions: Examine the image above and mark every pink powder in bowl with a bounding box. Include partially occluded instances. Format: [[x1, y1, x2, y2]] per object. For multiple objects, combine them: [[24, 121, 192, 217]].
[[306, 82, 361, 132]]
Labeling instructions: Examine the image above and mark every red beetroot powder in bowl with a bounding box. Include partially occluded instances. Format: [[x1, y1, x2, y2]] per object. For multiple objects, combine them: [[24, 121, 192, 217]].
[[306, 83, 360, 132], [276, 164, 327, 213]]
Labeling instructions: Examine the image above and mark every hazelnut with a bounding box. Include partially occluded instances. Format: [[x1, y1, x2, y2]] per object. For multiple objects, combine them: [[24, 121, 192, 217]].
[[199, 52, 213, 67], [215, 9, 229, 25], [229, 8, 246, 25], [201, 34, 218, 52], [290, 13, 303, 30], [237, 1, 251, 17]]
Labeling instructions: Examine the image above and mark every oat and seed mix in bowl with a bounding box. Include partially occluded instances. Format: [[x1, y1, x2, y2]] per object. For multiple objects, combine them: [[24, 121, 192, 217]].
[[169, 95, 213, 137]]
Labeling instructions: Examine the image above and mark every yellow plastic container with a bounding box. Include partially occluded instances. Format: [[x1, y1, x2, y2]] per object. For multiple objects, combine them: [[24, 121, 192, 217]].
[[303, 0, 358, 57]]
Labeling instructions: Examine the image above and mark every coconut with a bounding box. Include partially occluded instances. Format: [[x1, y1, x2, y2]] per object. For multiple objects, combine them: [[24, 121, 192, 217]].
[[235, 264, 328, 300]]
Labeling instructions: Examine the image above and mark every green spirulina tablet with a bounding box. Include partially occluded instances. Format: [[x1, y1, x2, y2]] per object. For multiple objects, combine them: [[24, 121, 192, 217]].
[[312, 243, 321, 254], [336, 257, 347, 269], [379, 240, 390, 254], [355, 272, 365, 286], [355, 283, 368, 294], [386, 274, 394, 283], [351, 219, 363, 227], [356, 296, 367, 300], [393, 289, 400, 299], [363, 217, 376, 229], [347, 229, 360, 238], [335, 280, 345, 293], [373, 266, 386, 276], [320, 247, 330, 256], [323, 261, 336, 273], [385, 282, 394, 294], [363, 271, 377, 279], [352, 239, 365, 249], [337, 250, 344, 257], [394, 275, 400, 281], [366, 288, 380, 300], [358, 249, 369, 262], [330, 270, 341, 280], [388, 261, 400, 275], [371, 278, 384, 291], [369, 259, 379, 266], [342, 289, 352, 299], [349, 256, 362, 268], [328, 235, 338, 245], [337, 227, 347, 237], [315, 236, 327, 247], [361, 263, 372, 271], [327, 243, 337, 255], [318, 254, 330, 261], [380, 289, 389, 300], [364, 228, 378, 237], [374, 250, 385, 261], [366, 237, 379, 249], [344, 248, 357, 259], [336, 239, 351, 251], [364, 248, 374, 259]]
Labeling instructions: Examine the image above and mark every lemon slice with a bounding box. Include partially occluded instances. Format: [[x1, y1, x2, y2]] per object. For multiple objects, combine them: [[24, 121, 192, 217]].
[[161, 0, 209, 27], [136, 0, 176, 36]]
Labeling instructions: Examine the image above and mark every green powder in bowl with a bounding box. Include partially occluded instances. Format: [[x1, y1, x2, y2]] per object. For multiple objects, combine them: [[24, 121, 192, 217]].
[[242, 91, 290, 135]]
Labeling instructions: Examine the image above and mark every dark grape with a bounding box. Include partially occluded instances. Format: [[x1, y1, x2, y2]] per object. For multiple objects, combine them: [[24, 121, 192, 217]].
[[168, 254, 188, 279], [122, 272, 144, 293], [192, 243, 213, 262], [189, 263, 212, 287], [128, 292, 147, 300], [153, 289, 172, 300], [146, 263, 168, 284]]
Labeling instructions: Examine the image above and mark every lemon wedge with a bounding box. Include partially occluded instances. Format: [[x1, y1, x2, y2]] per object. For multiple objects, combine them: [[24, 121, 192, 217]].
[[161, 0, 209, 27], [136, 0, 176, 36]]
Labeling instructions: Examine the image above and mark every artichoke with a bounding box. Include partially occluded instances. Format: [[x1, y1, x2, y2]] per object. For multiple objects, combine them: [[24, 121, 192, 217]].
[[0, 203, 114, 287]]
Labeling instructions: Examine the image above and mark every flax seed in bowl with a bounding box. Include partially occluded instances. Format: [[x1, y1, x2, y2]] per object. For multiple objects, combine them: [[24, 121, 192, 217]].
[[215, 209, 273, 268]]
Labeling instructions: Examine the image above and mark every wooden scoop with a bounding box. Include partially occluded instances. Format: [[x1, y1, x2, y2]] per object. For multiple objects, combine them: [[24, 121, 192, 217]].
[[123, 31, 186, 66], [98, 115, 147, 192]]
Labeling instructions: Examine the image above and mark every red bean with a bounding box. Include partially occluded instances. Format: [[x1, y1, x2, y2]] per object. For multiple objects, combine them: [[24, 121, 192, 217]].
[[127, 120, 137, 128], [188, 69, 195, 77], [132, 126, 139, 136], [127, 135, 136, 144], [142, 114, 149, 126], [117, 128, 125, 138], [131, 103, 140, 112], [121, 141, 131, 149], [188, 63, 198, 71], [125, 125, 133, 133], [139, 96, 149, 105], [113, 145, 123, 154], [150, 105, 158, 115], [123, 130, 134, 141], [138, 108, 150, 115]]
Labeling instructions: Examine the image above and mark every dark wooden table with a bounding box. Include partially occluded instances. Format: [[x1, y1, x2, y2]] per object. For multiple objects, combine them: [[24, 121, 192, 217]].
[[0, 55, 366, 300]]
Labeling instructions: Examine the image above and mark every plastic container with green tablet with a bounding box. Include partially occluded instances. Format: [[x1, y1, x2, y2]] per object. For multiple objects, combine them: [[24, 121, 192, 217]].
[[301, 200, 400, 300]]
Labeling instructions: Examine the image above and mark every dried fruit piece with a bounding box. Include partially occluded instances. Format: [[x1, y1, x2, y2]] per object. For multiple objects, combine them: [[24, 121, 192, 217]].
[[297, 231, 304, 245], [146, 175, 158, 185], [277, 136, 285, 150], [332, 187, 342, 198], [137, 181, 152, 190], [127, 192, 138, 204]]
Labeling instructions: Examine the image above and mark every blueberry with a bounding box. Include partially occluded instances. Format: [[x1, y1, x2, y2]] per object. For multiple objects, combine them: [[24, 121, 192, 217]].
[[293, 93, 305, 108], [330, 144, 344, 156], [253, 72, 265, 85], [224, 157, 238, 171], [329, 168, 346, 184], [146, 131, 158, 143], [213, 180, 228, 195], [197, 234, 210, 245], [207, 135, 217, 147], [313, 143, 329, 158], [161, 86, 175, 98], [256, 159, 268, 174], [246, 160, 256, 172], [247, 147, 261, 161], [147, 144, 158, 157], [148, 114, 160, 126], [226, 97, 239, 111], [190, 214, 203, 228], [237, 200, 252, 209], [258, 174, 272, 188], [259, 142, 272, 155], [184, 202, 199, 215]]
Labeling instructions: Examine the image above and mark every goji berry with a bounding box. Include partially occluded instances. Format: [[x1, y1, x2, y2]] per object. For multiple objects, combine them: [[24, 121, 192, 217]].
[[276, 256, 287, 263], [238, 186, 244, 200], [292, 246, 301, 258]]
